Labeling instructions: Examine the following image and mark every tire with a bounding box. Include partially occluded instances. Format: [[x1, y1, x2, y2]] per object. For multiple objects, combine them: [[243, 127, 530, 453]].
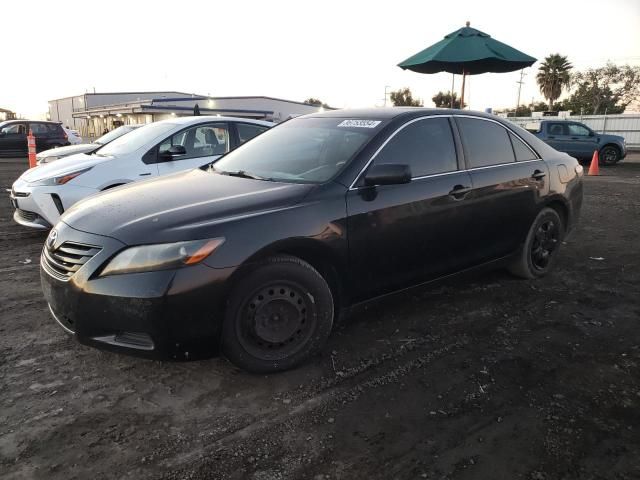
[[222, 255, 334, 373], [599, 145, 620, 166], [508, 207, 564, 279]]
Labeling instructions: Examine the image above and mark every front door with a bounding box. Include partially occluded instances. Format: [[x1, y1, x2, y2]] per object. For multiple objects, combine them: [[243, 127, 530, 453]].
[[156, 122, 230, 176], [346, 116, 475, 301], [567, 122, 598, 159], [0, 122, 28, 156]]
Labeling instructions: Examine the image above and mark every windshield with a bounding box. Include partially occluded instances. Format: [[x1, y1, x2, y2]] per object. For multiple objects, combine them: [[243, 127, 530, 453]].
[[213, 117, 379, 183], [96, 122, 175, 156], [95, 125, 140, 145]]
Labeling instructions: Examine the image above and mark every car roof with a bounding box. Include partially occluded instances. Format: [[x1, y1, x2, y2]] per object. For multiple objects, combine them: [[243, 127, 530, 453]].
[[304, 107, 500, 121], [1, 119, 62, 124], [161, 116, 273, 127]]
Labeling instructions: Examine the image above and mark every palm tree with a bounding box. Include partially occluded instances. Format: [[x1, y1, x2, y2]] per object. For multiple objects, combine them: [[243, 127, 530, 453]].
[[536, 54, 572, 111]]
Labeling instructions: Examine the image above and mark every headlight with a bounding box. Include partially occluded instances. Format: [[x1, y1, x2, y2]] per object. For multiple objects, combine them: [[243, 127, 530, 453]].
[[33, 167, 92, 185], [100, 238, 225, 276]]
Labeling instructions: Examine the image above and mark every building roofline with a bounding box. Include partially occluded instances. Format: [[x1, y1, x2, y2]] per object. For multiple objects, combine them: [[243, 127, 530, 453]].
[[49, 91, 204, 102]]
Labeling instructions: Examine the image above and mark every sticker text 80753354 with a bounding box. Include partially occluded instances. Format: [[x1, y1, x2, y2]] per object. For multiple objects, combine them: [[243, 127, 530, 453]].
[[337, 120, 381, 129]]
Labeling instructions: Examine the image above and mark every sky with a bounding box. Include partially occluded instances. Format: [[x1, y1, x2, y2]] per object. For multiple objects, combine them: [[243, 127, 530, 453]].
[[1, 0, 639, 118]]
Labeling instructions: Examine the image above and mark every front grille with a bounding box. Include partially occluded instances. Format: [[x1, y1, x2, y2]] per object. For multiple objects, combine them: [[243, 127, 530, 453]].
[[17, 209, 38, 222], [42, 242, 101, 280]]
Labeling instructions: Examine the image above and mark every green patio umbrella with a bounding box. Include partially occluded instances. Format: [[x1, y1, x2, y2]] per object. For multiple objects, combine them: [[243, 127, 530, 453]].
[[398, 22, 536, 108]]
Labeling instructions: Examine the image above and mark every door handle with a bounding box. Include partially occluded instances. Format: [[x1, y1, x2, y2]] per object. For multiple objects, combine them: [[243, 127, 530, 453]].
[[547, 135, 555, 139], [139, 172, 151, 176], [448, 185, 472, 199], [531, 170, 546, 180], [571, 137, 579, 140]]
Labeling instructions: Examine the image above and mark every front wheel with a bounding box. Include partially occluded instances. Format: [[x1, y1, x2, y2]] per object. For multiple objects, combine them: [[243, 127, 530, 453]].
[[600, 145, 620, 166], [508, 207, 564, 279], [222, 255, 334, 373]]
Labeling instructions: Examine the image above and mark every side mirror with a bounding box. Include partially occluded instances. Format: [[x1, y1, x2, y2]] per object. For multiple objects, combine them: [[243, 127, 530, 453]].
[[364, 164, 411, 187], [159, 144, 186, 159], [0, 131, 5, 137], [589, 131, 595, 137]]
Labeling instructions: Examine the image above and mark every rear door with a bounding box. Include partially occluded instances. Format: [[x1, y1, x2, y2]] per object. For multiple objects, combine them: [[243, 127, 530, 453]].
[[346, 116, 475, 300], [544, 122, 571, 153], [455, 116, 548, 264], [28, 122, 51, 152], [156, 122, 230, 176]]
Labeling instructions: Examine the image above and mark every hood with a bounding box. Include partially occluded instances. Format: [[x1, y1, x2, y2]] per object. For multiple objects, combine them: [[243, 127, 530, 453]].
[[600, 133, 625, 143], [37, 143, 97, 160], [21, 153, 109, 183], [61, 168, 314, 245]]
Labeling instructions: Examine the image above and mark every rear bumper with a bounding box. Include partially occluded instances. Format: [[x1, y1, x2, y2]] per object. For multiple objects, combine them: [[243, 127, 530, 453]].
[[40, 222, 236, 360]]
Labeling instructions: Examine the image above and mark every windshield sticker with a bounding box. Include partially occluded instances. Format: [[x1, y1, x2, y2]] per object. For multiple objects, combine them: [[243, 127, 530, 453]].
[[337, 120, 381, 128]]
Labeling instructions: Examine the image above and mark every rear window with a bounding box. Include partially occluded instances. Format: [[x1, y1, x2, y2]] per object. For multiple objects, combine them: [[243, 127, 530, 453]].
[[509, 132, 537, 161], [457, 117, 515, 168]]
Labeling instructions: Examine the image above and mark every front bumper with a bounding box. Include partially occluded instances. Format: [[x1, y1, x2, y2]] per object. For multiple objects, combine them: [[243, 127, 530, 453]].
[[10, 179, 99, 228], [40, 221, 236, 360]]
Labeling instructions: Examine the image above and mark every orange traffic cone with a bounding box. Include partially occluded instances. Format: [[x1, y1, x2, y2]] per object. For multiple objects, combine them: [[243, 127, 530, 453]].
[[588, 150, 599, 176], [27, 129, 37, 168]]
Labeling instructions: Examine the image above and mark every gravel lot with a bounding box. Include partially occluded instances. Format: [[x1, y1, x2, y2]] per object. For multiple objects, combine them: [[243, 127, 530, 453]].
[[1, 155, 639, 480]]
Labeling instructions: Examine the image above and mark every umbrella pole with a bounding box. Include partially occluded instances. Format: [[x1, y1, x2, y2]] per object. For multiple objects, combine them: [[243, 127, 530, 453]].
[[460, 70, 466, 109], [450, 74, 455, 108]]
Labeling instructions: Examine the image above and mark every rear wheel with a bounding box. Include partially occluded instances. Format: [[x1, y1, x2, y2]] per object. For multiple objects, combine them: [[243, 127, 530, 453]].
[[508, 207, 564, 279], [600, 145, 620, 166], [222, 255, 334, 373]]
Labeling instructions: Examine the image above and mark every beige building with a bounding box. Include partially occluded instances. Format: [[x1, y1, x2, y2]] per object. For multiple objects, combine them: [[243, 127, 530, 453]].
[[48, 91, 327, 138]]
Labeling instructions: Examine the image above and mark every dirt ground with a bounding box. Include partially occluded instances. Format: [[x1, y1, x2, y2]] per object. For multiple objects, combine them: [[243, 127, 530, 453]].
[[1, 155, 639, 480]]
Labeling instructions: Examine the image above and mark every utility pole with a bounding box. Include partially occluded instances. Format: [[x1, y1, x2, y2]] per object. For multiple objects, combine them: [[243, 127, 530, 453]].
[[383, 85, 391, 107], [515, 69, 526, 117]]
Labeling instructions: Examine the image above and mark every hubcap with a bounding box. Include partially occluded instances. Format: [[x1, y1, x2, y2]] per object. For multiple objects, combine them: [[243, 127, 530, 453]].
[[237, 283, 314, 360], [602, 147, 617, 164], [531, 220, 559, 270]]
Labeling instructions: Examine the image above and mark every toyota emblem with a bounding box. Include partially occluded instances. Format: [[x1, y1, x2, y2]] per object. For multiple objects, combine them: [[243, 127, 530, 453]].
[[47, 229, 58, 249]]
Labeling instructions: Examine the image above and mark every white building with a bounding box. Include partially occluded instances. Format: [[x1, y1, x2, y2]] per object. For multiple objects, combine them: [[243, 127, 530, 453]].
[[48, 92, 328, 138]]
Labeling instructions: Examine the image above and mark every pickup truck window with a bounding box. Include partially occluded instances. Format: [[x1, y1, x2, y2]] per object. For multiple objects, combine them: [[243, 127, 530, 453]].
[[568, 124, 591, 136], [548, 123, 568, 136]]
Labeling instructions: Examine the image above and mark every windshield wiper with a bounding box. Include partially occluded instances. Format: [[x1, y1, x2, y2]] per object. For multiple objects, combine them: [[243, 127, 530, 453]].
[[213, 168, 273, 181]]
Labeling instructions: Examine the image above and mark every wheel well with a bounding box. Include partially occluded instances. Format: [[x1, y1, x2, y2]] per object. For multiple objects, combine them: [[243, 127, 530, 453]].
[[546, 200, 569, 231], [600, 143, 620, 153], [233, 243, 347, 316]]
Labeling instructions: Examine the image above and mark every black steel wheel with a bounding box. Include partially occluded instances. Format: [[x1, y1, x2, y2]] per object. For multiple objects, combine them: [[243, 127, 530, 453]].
[[222, 255, 334, 373], [600, 145, 620, 166], [508, 207, 564, 279], [530, 219, 560, 271]]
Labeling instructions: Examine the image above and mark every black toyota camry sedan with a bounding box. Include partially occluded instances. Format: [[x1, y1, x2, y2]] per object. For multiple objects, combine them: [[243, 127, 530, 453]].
[[41, 108, 583, 372]]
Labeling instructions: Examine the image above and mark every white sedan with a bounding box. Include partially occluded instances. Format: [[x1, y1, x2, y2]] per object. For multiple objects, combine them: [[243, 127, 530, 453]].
[[10, 116, 272, 229]]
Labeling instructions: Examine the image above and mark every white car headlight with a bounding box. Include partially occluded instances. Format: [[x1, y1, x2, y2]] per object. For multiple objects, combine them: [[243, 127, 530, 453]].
[[32, 167, 92, 185], [100, 238, 225, 276]]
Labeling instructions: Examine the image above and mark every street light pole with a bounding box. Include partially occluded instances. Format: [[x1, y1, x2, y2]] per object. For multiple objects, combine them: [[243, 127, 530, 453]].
[[383, 85, 391, 107]]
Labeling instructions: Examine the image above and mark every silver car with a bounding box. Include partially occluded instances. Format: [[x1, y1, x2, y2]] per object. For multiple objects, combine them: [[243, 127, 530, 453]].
[[36, 125, 141, 165]]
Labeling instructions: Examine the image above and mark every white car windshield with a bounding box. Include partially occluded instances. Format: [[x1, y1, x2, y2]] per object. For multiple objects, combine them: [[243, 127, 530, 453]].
[[95, 125, 139, 145], [95, 122, 175, 156], [213, 117, 376, 183]]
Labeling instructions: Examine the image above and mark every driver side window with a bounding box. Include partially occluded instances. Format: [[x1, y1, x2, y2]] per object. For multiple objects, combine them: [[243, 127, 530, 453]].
[[568, 124, 590, 136], [158, 123, 229, 161]]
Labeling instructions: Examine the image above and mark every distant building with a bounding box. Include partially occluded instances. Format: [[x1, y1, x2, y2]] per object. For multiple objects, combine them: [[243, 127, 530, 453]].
[[0, 108, 16, 121], [48, 91, 328, 138]]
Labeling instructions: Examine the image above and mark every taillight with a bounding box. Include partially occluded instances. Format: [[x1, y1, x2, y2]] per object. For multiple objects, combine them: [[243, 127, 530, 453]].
[[63, 131, 68, 140]]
